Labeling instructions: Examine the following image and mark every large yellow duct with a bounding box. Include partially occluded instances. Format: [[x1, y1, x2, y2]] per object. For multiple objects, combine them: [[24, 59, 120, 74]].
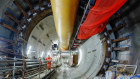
[[51, 0, 79, 50]]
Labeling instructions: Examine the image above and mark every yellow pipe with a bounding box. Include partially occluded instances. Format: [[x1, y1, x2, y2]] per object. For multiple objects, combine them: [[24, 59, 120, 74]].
[[51, 0, 79, 50]]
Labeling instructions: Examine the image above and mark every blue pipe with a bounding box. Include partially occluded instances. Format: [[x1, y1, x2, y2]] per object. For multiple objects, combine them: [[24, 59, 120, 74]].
[[130, 75, 140, 79], [6, 8, 18, 19], [0, 19, 11, 25], [0, 35, 9, 39], [114, 71, 116, 79]]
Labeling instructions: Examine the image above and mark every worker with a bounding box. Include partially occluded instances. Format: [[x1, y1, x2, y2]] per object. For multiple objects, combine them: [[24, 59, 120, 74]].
[[46, 55, 52, 70]]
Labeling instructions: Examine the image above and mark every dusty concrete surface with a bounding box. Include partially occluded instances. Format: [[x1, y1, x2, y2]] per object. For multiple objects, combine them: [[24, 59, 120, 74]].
[[130, 23, 140, 74]]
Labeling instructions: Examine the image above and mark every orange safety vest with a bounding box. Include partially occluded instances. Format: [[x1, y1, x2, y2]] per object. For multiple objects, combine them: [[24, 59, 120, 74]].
[[46, 57, 52, 69]]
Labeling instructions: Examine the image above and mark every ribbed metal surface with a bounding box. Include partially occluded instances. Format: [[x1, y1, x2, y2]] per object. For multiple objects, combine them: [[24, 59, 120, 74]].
[[51, 0, 79, 50]]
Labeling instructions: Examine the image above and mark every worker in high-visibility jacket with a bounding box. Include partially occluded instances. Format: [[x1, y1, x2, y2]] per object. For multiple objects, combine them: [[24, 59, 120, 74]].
[[46, 55, 52, 70]]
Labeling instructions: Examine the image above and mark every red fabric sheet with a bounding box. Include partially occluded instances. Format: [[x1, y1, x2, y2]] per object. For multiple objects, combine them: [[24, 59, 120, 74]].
[[77, 0, 127, 39]]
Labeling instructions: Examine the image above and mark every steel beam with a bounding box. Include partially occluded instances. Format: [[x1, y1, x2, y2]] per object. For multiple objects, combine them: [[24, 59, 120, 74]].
[[112, 36, 129, 42], [5, 11, 20, 25], [112, 47, 129, 51], [0, 37, 14, 43], [14, 1, 29, 18], [0, 48, 14, 54], [24, 0, 34, 13], [0, 19, 11, 25], [0, 42, 17, 48], [39, 0, 43, 7], [2, 23, 19, 33], [6, 8, 19, 19], [108, 22, 126, 33]]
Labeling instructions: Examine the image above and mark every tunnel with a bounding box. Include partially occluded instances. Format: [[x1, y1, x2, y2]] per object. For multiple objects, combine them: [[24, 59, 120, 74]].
[[0, 0, 140, 79]]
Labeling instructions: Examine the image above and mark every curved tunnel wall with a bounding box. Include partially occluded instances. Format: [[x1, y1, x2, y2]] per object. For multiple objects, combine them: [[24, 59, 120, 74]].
[[0, 0, 140, 78], [27, 15, 58, 58], [76, 35, 105, 79], [52, 34, 105, 79]]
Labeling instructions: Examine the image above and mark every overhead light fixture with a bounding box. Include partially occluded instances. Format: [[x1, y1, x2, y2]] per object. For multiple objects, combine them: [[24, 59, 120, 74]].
[[27, 46, 32, 55], [78, 48, 83, 65]]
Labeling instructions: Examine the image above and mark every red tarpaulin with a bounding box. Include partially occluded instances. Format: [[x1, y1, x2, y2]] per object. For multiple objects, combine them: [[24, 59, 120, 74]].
[[77, 0, 127, 39]]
